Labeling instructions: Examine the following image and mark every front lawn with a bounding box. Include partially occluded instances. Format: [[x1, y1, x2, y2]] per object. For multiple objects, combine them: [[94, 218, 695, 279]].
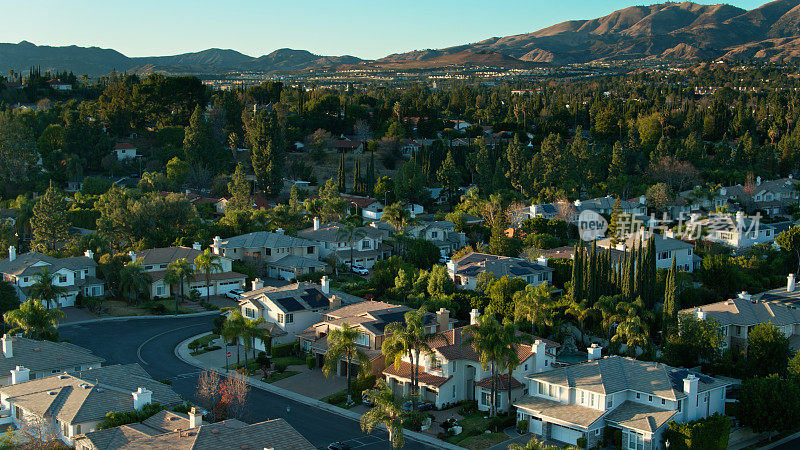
[[264, 370, 299, 383], [271, 356, 306, 366], [102, 299, 192, 317], [457, 433, 509, 450], [444, 411, 514, 447], [321, 389, 361, 409]]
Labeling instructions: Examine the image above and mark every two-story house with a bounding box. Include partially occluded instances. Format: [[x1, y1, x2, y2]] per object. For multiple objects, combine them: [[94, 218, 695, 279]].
[[515, 354, 730, 449], [239, 277, 365, 346], [298, 300, 452, 376], [723, 177, 800, 217], [383, 309, 558, 411], [210, 231, 324, 280], [0, 335, 104, 386], [297, 219, 391, 269], [0, 364, 181, 447], [113, 143, 138, 161], [530, 197, 647, 224], [447, 252, 553, 290], [596, 232, 699, 272], [687, 211, 775, 249], [0, 247, 105, 308], [408, 220, 467, 257], [131, 244, 246, 299], [680, 275, 800, 351]]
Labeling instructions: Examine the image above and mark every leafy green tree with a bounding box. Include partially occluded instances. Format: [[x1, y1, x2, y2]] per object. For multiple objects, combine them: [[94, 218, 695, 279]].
[[3, 299, 65, 341], [436, 150, 461, 202], [747, 322, 792, 377], [360, 380, 405, 448], [426, 265, 454, 296], [30, 183, 70, 255], [508, 437, 560, 450], [183, 105, 216, 167], [226, 163, 252, 212], [663, 413, 732, 450], [645, 182, 673, 212], [515, 283, 555, 336], [737, 375, 800, 437], [0, 281, 21, 319], [119, 261, 152, 306], [194, 249, 223, 304], [0, 110, 37, 185], [222, 309, 246, 368], [405, 238, 440, 270], [248, 111, 284, 196], [166, 157, 189, 186], [323, 323, 372, 405], [664, 314, 724, 367], [776, 226, 800, 274]]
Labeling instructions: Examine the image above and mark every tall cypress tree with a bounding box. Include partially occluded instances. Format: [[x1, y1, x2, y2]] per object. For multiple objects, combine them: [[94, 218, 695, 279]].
[[571, 241, 584, 301], [608, 199, 623, 245], [367, 147, 375, 195], [588, 240, 598, 304], [337, 152, 345, 192], [663, 255, 678, 337], [352, 157, 361, 194]]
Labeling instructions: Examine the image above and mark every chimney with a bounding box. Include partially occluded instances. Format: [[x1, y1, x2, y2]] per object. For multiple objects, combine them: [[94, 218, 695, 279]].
[[436, 308, 450, 332], [695, 307, 706, 320], [132, 387, 152, 410], [83, 249, 94, 260], [10, 366, 29, 385], [275, 228, 285, 235], [735, 211, 745, 225], [638, 195, 646, 205], [469, 308, 480, 325], [683, 373, 699, 395], [756, 176, 762, 186], [737, 291, 752, 301], [615, 242, 627, 252], [587, 343, 602, 360], [128, 250, 137, 263], [320, 276, 330, 294], [2, 334, 12, 358], [789, 274, 796, 293], [251, 278, 264, 291], [313, 217, 320, 231], [446, 259, 457, 275], [192, 242, 202, 251], [212, 236, 222, 249], [329, 294, 341, 310], [7, 246, 15, 262], [532, 339, 548, 372], [188, 407, 202, 428], [536, 255, 548, 267]]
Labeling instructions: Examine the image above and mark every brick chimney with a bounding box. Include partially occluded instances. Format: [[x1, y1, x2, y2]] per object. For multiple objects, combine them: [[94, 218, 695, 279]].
[[436, 308, 450, 332]]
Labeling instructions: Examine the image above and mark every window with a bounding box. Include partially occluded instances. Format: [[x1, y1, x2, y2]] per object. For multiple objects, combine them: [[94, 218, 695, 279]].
[[431, 231, 438, 238], [688, 248, 693, 255], [59, 276, 67, 283], [156, 286, 164, 296], [75, 424, 81, 435], [661, 399, 666, 405], [607, 399, 613, 408], [307, 246, 315, 254], [524, 364, 528, 371], [648, 395, 652, 402], [452, 385, 456, 396], [678, 399, 682, 412], [636, 393, 640, 399], [265, 248, 271, 256], [362, 240, 371, 249], [278, 313, 285, 323], [580, 391, 585, 404], [286, 313, 294, 323], [23, 277, 28, 283], [590, 393, 595, 407], [14, 407, 21, 420], [244, 308, 256, 318], [628, 431, 644, 450], [544, 360, 548, 366], [355, 333, 369, 347], [145, 265, 153, 270]]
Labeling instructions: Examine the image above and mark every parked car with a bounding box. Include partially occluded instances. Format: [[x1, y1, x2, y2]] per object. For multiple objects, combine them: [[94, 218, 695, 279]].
[[401, 400, 433, 412], [328, 442, 351, 450], [224, 289, 245, 300], [438, 255, 451, 264], [362, 389, 380, 407], [349, 264, 369, 275]]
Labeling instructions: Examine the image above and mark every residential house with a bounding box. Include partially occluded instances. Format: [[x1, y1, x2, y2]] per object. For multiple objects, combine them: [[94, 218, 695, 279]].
[[530, 197, 648, 224], [680, 275, 800, 351], [131, 244, 246, 298], [0, 364, 182, 447], [74, 413, 315, 450], [210, 231, 323, 280], [333, 139, 365, 154], [722, 177, 800, 217], [298, 300, 455, 376], [596, 232, 698, 272], [383, 309, 558, 411], [447, 252, 553, 290], [0, 247, 104, 308], [515, 354, 730, 449], [686, 211, 775, 249], [213, 194, 273, 215], [113, 143, 138, 161], [48, 80, 72, 91], [0, 209, 18, 226], [0, 335, 104, 386], [298, 219, 391, 269], [239, 276, 364, 346], [408, 220, 467, 257]]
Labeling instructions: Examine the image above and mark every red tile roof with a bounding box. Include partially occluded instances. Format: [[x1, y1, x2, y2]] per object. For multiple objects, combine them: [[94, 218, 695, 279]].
[[475, 374, 524, 391], [383, 361, 451, 387], [114, 143, 136, 150]]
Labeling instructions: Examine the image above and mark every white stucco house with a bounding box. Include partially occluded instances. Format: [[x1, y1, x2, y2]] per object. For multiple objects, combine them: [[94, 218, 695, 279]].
[[596, 232, 698, 272], [210, 231, 324, 280], [408, 220, 467, 257], [0, 247, 104, 308], [686, 211, 775, 249], [515, 353, 730, 449], [447, 252, 553, 290], [297, 218, 391, 269]]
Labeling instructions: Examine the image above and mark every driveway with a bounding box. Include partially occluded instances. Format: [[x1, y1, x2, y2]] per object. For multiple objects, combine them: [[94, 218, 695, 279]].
[[59, 306, 98, 323], [271, 367, 347, 399]]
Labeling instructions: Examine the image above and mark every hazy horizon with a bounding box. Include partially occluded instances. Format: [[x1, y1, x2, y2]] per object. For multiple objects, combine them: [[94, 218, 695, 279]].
[[0, 0, 765, 60]]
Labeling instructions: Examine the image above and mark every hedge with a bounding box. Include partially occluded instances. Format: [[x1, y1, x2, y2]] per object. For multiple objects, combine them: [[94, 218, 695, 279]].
[[271, 342, 298, 358], [662, 413, 731, 450]]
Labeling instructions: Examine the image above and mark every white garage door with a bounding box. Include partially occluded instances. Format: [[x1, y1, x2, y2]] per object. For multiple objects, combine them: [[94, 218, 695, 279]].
[[529, 417, 543, 435], [216, 281, 241, 295], [278, 269, 295, 280], [550, 424, 583, 445], [193, 286, 211, 296]]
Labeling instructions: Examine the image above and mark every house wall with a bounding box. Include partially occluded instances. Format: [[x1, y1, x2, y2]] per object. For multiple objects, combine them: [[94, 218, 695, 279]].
[[216, 245, 318, 263]]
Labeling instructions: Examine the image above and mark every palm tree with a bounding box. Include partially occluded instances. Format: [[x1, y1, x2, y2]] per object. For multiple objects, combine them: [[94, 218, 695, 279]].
[[166, 258, 194, 314], [222, 309, 246, 368], [337, 222, 366, 270], [29, 268, 67, 310], [381, 307, 437, 409], [322, 323, 372, 405], [241, 317, 271, 366], [464, 314, 505, 417], [194, 249, 223, 303], [380, 202, 416, 255], [118, 261, 152, 306], [163, 269, 181, 313], [565, 300, 600, 347], [499, 321, 530, 416], [360, 379, 405, 449], [592, 295, 623, 340], [3, 299, 65, 341], [514, 283, 553, 336]]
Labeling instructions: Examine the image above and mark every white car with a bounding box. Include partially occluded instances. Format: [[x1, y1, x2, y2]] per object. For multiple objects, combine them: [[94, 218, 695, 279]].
[[439, 256, 451, 264], [224, 289, 245, 300], [350, 264, 369, 275]]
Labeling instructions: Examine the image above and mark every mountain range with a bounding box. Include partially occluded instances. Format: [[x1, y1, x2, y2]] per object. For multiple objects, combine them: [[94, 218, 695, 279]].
[[4, 0, 800, 76]]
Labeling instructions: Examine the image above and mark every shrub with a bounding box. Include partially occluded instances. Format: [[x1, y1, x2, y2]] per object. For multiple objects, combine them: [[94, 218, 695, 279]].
[[274, 363, 287, 373], [99, 403, 164, 429], [350, 374, 376, 398], [306, 355, 315, 369], [576, 437, 587, 449], [402, 411, 426, 431], [271, 342, 299, 357], [457, 400, 478, 415], [663, 413, 732, 450], [212, 316, 226, 335], [188, 341, 201, 354], [516, 420, 529, 434], [147, 303, 167, 314], [324, 390, 348, 405]]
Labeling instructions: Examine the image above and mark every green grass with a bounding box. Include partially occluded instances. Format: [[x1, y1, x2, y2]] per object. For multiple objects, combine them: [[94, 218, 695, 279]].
[[272, 356, 306, 366], [191, 334, 219, 347], [456, 433, 508, 450], [444, 412, 496, 446], [264, 370, 299, 383], [321, 389, 361, 409]]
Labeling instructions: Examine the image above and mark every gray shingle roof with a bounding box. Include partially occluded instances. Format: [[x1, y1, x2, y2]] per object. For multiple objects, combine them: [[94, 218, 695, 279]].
[[0, 364, 181, 425], [0, 252, 95, 278], [514, 395, 606, 428], [297, 223, 386, 242], [0, 336, 104, 376], [134, 247, 202, 265], [603, 401, 677, 433], [241, 282, 341, 313], [453, 252, 553, 278], [680, 296, 800, 328], [213, 231, 317, 250]]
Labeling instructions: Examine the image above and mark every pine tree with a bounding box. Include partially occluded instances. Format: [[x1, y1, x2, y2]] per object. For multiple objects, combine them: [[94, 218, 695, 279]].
[[352, 157, 362, 194], [31, 182, 70, 255], [248, 112, 285, 196], [184, 105, 215, 168], [663, 255, 678, 337], [608, 199, 623, 245], [226, 163, 251, 211]]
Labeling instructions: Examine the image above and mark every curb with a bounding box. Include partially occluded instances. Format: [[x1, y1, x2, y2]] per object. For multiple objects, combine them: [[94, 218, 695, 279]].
[[175, 333, 463, 450], [60, 310, 221, 326], [758, 430, 800, 450]]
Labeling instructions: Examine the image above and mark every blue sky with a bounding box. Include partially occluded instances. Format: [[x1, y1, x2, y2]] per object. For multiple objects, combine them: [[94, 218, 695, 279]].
[[1, 0, 766, 59]]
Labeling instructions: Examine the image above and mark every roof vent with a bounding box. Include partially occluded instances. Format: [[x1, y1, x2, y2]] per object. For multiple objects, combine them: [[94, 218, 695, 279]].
[[48, 391, 57, 395], [169, 416, 181, 421], [33, 348, 40, 352], [58, 374, 68, 379], [210, 429, 219, 435]]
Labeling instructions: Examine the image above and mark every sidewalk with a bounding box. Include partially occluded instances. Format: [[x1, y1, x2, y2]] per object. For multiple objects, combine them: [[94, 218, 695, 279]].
[[175, 332, 462, 450], [60, 310, 220, 327]]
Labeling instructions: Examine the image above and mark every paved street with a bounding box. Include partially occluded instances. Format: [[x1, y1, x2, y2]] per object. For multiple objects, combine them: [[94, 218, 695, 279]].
[[59, 316, 436, 449]]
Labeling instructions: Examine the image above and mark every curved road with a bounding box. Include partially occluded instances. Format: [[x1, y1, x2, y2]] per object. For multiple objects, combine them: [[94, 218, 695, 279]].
[[60, 315, 433, 449]]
